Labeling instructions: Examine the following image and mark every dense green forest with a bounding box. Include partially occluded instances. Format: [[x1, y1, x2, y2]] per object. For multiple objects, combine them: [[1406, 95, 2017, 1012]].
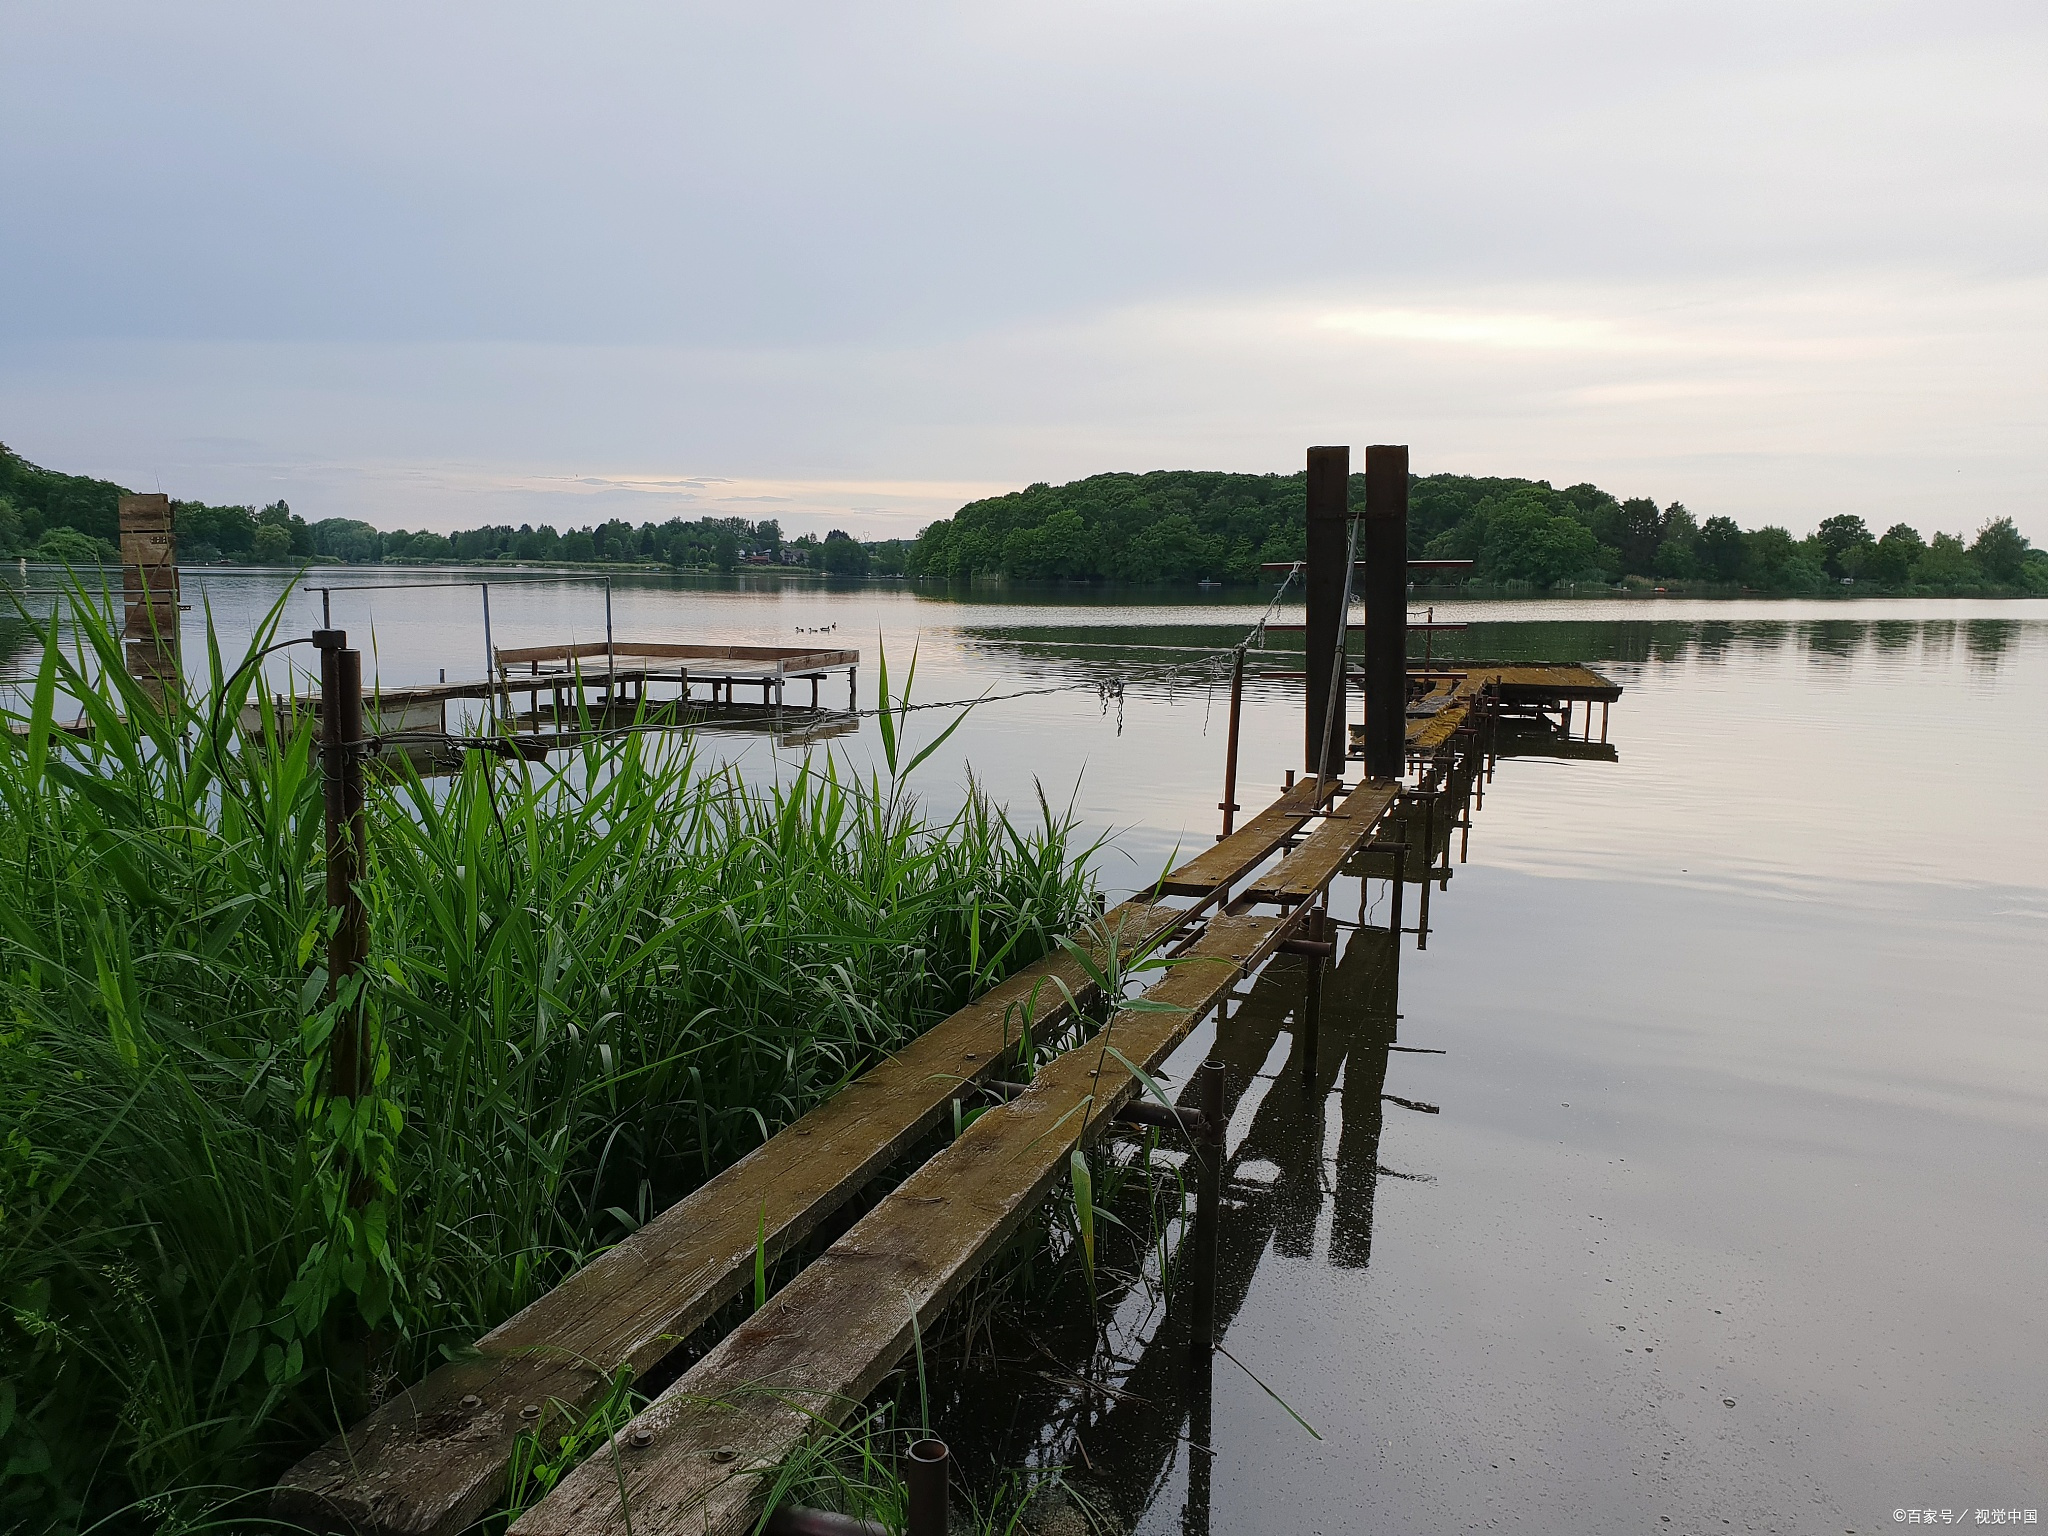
[[4, 443, 2041, 594], [908, 470, 2047, 594]]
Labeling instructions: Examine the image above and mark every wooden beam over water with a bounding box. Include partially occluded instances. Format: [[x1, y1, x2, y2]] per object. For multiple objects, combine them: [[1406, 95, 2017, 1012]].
[[274, 775, 1338, 1533], [509, 914, 1281, 1536], [272, 902, 1178, 1535]]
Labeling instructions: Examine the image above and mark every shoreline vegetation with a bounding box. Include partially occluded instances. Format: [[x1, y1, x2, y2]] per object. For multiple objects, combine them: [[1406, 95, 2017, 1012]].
[[0, 591, 1101, 1531], [5, 443, 2043, 598]]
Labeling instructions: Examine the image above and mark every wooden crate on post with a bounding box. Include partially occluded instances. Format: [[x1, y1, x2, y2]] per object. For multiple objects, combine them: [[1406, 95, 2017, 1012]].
[[119, 493, 180, 698]]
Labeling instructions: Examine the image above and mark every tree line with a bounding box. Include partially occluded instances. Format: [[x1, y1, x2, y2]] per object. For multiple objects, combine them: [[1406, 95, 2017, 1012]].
[[0, 444, 909, 575], [907, 469, 2045, 593], [5, 443, 2040, 594]]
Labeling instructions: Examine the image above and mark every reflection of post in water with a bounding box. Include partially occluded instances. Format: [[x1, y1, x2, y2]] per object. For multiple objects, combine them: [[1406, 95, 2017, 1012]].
[[1059, 913, 1411, 1533]]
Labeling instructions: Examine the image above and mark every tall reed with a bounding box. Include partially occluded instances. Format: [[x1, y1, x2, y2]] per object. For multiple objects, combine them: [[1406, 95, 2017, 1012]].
[[0, 590, 1098, 1532]]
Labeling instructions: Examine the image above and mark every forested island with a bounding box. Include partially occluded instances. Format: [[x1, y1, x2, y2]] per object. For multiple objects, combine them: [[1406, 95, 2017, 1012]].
[[4, 445, 2041, 595]]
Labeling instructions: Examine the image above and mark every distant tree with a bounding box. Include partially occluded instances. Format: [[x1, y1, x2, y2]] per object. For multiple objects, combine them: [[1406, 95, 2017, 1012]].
[[385, 531, 454, 562], [1654, 503, 1700, 579], [1914, 532, 1980, 589], [818, 529, 868, 577], [177, 502, 258, 556], [1864, 524, 1925, 585], [1615, 497, 1664, 576], [1813, 514, 1875, 578], [310, 518, 383, 563], [256, 499, 314, 558], [252, 523, 294, 563], [713, 529, 740, 572], [32, 526, 115, 565], [0, 495, 22, 554], [1970, 516, 2029, 584], [561, 529, 597, 562], [1482, 496, 1602, 586], [1697, 516, 1744, 581]]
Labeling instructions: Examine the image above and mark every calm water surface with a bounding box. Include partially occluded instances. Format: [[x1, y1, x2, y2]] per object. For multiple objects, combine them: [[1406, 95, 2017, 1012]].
[[6, 573, 2043, 1532]]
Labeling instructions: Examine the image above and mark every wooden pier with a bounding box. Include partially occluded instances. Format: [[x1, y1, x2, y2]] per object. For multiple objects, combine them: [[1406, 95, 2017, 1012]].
[[272, 445, 1622, 1536], [247, 641, 863, 754]]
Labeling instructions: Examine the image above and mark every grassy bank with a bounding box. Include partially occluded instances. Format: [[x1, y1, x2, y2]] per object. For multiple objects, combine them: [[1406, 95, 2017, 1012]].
[[0, 594, 1099, 1532]]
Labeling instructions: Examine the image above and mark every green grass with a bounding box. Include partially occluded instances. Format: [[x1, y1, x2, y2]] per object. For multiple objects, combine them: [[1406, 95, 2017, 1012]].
[[0, 586, 1100, 1532]]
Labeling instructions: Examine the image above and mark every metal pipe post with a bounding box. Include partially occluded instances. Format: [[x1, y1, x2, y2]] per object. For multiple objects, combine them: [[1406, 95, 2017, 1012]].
[[906, 1438, 950, 1536], [1189, 1058, 1225, 1359], [1361, 445, 1409, 781], [1417, 793, 1435, 949], [1303, 445, 1350, 780], [1301, 907, 1324, 1084], [605, 577, 615, 689], [316, 631, 370, 1107], [1218, 645, 1246, 839]]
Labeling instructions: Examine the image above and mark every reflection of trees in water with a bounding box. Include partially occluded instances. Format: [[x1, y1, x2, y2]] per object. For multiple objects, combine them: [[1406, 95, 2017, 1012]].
[[1802, 620, 1864, 662], [919, 920, 1409, 1534], [966, 615, 2037, 688], [1964, 620, 2018, 663]]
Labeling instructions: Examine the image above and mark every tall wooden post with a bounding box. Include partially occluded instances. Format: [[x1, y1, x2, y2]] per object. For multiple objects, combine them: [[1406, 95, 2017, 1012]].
[[1361, 445, 1408, 781], [1303, 446, 1350, 781], [317, 629, 371, 1109], [119, 494, 179, 701]]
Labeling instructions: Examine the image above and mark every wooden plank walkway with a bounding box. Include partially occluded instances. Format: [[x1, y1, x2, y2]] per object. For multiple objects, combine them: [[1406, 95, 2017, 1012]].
[[1241, 780, 1402, 906], [276, 759, 1352, 1533], [509, 913, 1282, 1536], [274, 663, 1545, 1534], [1152, 776, 1326, 896], [273, 901, 1177, 1535]]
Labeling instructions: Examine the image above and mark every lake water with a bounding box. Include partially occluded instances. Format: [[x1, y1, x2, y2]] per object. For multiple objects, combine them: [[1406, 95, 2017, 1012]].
[[7, 571, 2044, 1533]]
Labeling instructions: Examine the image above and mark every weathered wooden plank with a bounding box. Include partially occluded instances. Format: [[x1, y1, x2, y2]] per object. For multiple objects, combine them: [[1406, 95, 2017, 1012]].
[[271, 904, 1180, 1535], [1240, 779, 1400, 905], [1152, 777, 1325, 895], [493, 642, 859, 669], [510, 913, 1279, 1536]]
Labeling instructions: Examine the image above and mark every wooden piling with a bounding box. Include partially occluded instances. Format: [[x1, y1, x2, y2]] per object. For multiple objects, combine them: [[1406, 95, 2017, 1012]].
[[316, 632, 371, 1109], [1303, 446, 1350, 780], [119, 493, 179, 700], [1360, 446, 1408, 781]]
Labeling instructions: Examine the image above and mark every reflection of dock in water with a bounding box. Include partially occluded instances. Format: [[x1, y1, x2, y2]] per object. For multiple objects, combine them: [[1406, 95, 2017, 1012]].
[[921, 924, 1415, 1534]]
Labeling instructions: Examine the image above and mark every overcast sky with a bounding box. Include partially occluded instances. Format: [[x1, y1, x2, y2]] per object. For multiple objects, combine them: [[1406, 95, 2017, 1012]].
[[3, 0, 2043, 541]]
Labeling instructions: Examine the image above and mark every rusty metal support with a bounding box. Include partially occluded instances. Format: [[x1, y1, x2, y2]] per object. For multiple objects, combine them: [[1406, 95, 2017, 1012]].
[[1303, 445, 1350, 780], [316, 631, 371, 1113], [1417, 791, 1436, 950], [1189, 1058, 1225, 1359], [1361, 445, 1408, 781], [1218, 644, 1246, 839], [1301, 908, 1325, 1084], [906, 1437, 949, 1536]]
